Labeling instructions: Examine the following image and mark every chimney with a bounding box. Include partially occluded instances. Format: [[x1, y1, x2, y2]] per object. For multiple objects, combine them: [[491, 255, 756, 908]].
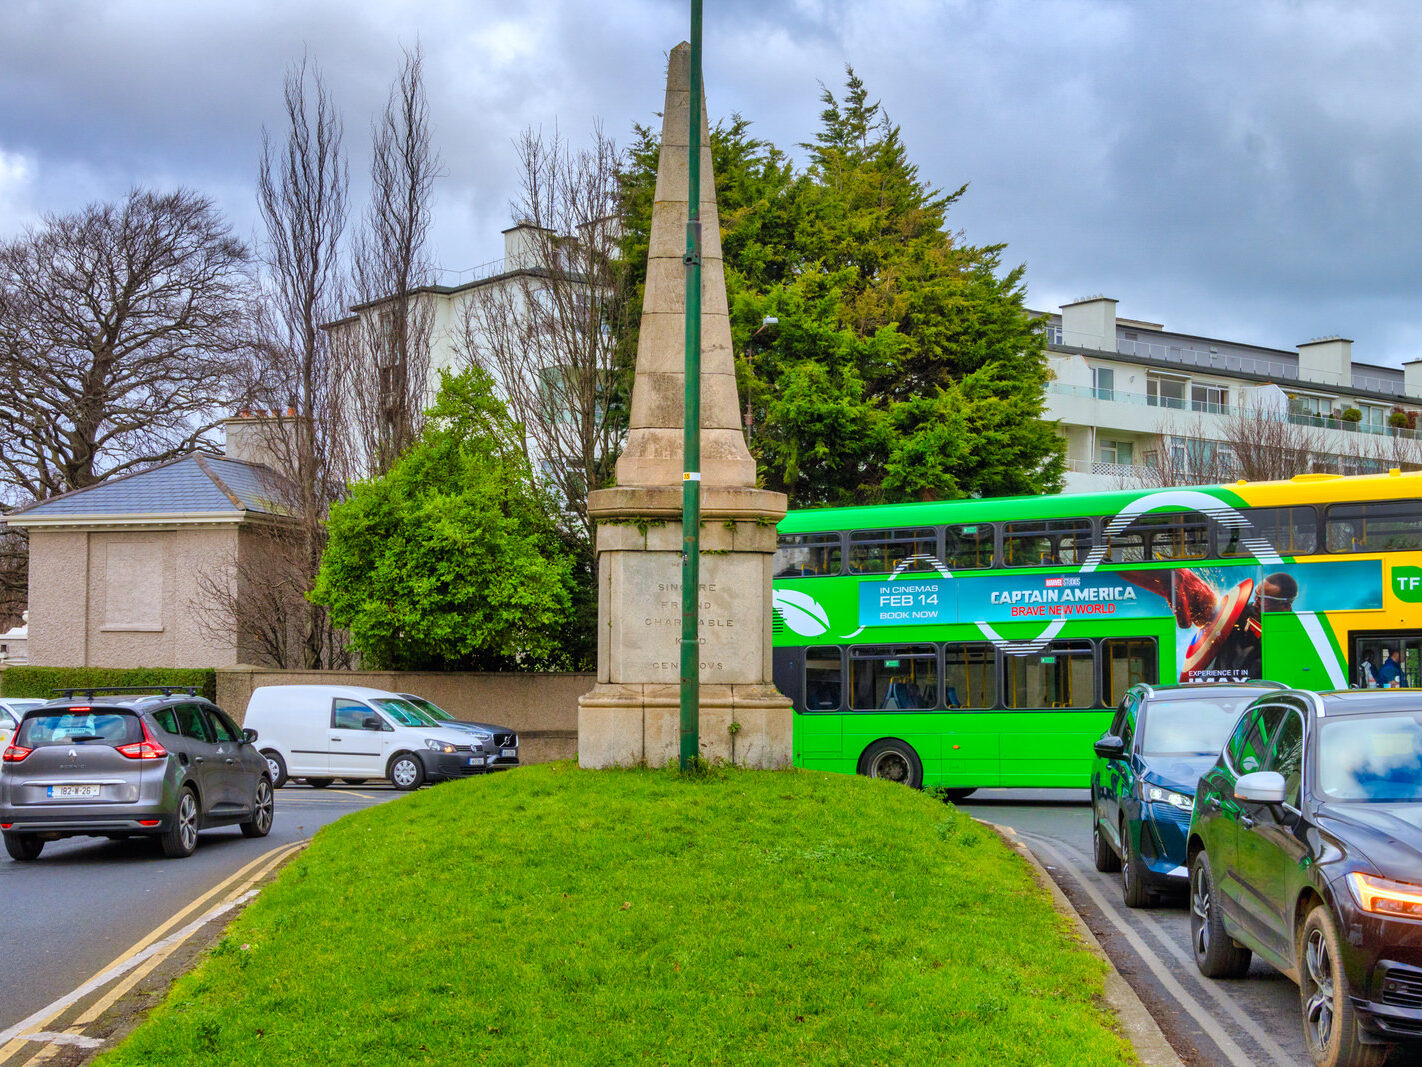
[[502, 221, 554, 272], [1297, 336, 1352, 388], [1404, 359, 1422, 401], [222, 411, 300, 478], [1059, 296, 1118, 352]]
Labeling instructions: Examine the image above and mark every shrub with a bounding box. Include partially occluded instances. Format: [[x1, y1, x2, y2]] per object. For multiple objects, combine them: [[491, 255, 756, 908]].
[[1341, 407, 1362, 422], [1391, 410, 1412, 429], [1, 666, 216, 702]]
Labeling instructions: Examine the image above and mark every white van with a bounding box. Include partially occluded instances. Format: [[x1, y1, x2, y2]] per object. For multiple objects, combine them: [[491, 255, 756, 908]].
[[243, 685, 497, 790]]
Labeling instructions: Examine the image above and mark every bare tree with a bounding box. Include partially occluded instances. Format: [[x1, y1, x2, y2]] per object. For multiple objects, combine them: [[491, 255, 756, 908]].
[[0, 188, 254, 501], [0, 523, 25, 632], [340, 44, 440, 474], [455, 124, 630, 547], [1134, 401, 1329, 487]]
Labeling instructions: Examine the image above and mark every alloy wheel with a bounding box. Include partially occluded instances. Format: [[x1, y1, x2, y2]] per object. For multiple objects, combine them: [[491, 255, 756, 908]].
[[254, 780, 274, 833], [1303, 927, 1336, 1051], [178, 792, 198, 853], [1190, 864, 1210, 958]]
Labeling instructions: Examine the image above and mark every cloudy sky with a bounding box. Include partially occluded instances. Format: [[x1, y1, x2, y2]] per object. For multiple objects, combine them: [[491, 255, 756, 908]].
[[3, 0, 1421, 366]]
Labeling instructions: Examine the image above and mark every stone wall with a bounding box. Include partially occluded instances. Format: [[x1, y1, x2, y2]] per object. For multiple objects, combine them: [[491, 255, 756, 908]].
[[215, 667, 590, 764]]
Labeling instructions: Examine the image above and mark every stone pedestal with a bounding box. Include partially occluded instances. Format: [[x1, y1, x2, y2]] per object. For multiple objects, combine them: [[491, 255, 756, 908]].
[[578, 485, 791, 768], [577, 43, 793, 769]]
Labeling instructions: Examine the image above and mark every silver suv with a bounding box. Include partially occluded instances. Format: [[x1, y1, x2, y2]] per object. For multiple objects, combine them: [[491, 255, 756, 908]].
[[0, 687, 273, 860]]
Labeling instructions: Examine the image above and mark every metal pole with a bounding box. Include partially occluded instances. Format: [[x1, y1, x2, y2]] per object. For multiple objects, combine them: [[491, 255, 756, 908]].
[[679, 0, 704, 770]]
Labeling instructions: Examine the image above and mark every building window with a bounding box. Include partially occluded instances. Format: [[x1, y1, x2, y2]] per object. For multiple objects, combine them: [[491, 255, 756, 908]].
[[1098, 438, 1134, 466], [1091, 367, 1114, 401], [1288, 393, 1332, 419], [1147, 376, 1186, 410], [1191, 384, 1229, 414]]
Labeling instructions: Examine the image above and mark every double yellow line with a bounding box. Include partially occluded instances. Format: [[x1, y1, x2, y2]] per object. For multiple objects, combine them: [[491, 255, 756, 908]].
[[0, 839, 305, 1065]]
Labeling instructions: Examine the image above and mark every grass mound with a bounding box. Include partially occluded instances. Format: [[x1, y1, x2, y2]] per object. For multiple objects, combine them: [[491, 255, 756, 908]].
[[103, 763, 1134, 1065]]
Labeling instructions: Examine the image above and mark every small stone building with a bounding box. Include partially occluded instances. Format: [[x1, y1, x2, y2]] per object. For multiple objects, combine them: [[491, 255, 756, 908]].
[[4, 443, 293, 668]]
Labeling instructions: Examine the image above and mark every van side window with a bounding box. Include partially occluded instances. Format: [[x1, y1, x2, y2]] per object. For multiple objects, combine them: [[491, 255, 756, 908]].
[[332, 699, 376, 731]]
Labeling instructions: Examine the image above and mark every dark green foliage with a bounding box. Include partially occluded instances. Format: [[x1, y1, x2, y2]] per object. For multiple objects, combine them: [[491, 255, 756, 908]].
[[311, 368, 584, 671], [618, 69, 1065, 507], [2, 666, 216, 702]]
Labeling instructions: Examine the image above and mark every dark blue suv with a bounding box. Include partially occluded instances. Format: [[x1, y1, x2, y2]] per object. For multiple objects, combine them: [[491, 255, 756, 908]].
[[1092, 681, 1284, 907]]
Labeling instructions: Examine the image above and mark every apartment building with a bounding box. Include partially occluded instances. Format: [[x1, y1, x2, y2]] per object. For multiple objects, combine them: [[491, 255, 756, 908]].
[[1040, 296, 1422, 492]]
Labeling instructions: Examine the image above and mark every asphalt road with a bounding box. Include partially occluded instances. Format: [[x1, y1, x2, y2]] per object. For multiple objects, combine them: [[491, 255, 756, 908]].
[[960, 789, 1407, 1067], [0, 781, 401, 1037]]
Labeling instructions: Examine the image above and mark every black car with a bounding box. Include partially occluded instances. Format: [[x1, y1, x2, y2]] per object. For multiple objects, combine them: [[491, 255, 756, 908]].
[[1188, 688, 1422, 1067], [1092, 681, 1284, 907], [0, 687, 272, 860]]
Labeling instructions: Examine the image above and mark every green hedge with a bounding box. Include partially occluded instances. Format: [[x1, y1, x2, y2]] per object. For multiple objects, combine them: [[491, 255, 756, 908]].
[[1, 666, 216, 702]]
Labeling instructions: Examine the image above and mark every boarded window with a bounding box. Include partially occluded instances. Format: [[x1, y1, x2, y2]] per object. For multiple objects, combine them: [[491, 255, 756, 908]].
[[103, 541, 163, 630]]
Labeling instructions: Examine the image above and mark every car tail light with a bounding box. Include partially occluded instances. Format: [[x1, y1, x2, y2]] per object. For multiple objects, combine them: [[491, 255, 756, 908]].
[[2, 743, 31, 763], [116, 718, 167, 761], [138, 820, 161, 827], [1348, 872, 1422, 918]]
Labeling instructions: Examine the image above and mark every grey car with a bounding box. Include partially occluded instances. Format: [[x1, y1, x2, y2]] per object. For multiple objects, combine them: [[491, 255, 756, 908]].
[[0, 688, 273, 860], [398, 693, 519, 770]]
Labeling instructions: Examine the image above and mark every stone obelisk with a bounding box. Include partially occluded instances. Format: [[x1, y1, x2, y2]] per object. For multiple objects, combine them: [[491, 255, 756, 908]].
[[577, 43, 792, 769]]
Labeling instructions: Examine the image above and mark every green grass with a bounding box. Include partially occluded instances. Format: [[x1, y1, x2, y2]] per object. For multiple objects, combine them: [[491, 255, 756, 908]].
[[102, 764, 1136, 1065]]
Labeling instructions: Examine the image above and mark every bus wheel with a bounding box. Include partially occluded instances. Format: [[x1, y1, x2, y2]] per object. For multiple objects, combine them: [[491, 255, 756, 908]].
[[859, 739, 924, 789]]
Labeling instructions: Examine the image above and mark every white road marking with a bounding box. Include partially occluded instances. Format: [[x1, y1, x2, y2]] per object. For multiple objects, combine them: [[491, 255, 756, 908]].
[[0, 889, 259, 1050], [8, 1031, 103, 1050], [1027, 833, 1298, 1067]]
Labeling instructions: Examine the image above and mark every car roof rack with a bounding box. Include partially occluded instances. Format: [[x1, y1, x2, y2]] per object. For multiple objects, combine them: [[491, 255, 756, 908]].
[[52, 685, 200, 700]]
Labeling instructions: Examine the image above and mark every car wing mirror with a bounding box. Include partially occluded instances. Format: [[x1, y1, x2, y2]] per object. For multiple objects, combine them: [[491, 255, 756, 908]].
[[1093, 734, 1127, 760], [363, 716, 384, 731], [1234, 770, 1286, 804], [242, 728, 258, 744]]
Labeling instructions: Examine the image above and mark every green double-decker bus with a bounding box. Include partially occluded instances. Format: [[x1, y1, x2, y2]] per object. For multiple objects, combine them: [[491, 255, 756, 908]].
[[771, 471, 1422, 795]]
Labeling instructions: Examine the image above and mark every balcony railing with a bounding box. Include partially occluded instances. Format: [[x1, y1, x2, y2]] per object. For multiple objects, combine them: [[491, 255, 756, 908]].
[[1047, 382, 1422, 441]]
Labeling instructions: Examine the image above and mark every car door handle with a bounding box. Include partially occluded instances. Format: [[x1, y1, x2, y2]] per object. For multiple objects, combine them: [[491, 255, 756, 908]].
[[331, 737, 343, 742]]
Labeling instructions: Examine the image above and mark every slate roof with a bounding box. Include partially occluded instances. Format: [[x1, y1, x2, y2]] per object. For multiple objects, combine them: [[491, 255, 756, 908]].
[[5, 454, 294, 522]]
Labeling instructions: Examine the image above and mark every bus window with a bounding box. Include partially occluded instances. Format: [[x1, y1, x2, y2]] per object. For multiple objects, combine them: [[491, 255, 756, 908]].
[[1218, 506, 1318, 558], [944, 524, 995, 570], [1109, 512, 1206, 562], [1326, 501, 1422, 553], [944, 643, 997, 709], [1005, 641, 1095, 709], [1101, 638, 1156, 707], [1002, 518, 1094, 567], [774, 533, 843, 578], [849, 645, 939, 711], [847, 528, 937, 575], [804, 647, 844, 711]]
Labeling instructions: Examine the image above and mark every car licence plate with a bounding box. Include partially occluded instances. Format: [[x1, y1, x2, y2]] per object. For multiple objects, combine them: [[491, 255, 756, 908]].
[[501, 748, 517, 758], [48, 784, 101, 799]]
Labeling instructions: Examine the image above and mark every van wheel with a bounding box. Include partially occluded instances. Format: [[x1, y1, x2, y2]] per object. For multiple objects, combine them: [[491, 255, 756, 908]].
[[388, 753, 425, 791], [4, 832, 43, 861], [858, 739, 923, 789], [261, 749, 288, 788]]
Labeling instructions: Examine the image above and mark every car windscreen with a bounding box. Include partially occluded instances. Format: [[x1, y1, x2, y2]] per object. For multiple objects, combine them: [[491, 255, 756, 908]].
[[1139, 696, 1254, 757], [402, 695, 452, 721], [16, 710, 142, 747], [369, 698, 436, 728], [1318, 712, 1422, 801]]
